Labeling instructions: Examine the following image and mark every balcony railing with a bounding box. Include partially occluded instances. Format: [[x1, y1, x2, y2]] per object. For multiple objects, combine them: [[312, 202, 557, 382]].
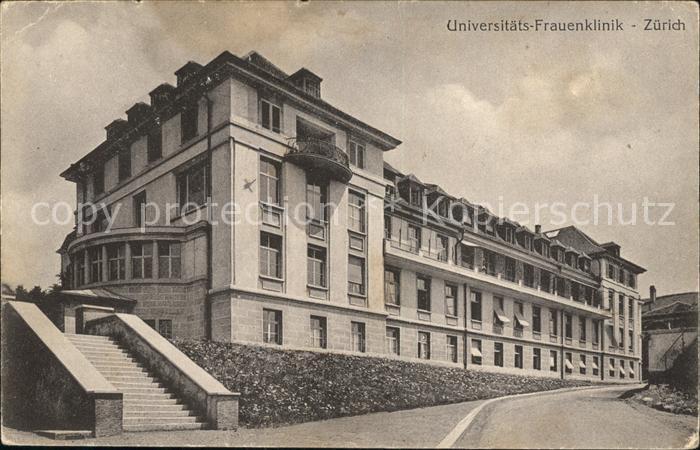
[[286, 138, 352, 183]]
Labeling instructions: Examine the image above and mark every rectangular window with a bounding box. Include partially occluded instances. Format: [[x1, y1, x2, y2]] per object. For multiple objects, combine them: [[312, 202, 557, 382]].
[[310, 316, 327, 349], [607, 262, 615, 279], [550, 310, 559, 337], [107, 244, 125, 281], [352, 322, 366, 353], [471, 339, 482, 365], [618, 293, 625, 316], [384, 267, 400, 305], [532, 306, 542, 333], [523, 264, 535, 287], [540, 270, 552, 293], [348, 141, 365, 169], [348, 255, 366, 295], [445, 284, 458, 317], [460, 244, 475, 269], [435, 234, 448, 261], [533, 348, 541, 370], [593, 356, 600, 376], [177, 160, 208, 212], [514, 301, 525, 334], [593, 320, 600, 345], [118, 149, 131, 181], [307, 246, 326, 288], [494, 342, 504, 367], [407, 224, 421, 252], [620, 360, 625, 379], [447, 335, 458, 363], [75, 250, 85, 287], [470, 291, 482, 324], [131, 242, 153, 279], [609, 359, 616, 377], [618, 327, 624, 349], [263, 309, 282, 345], [158, 319, 172, 339], [579, 317, 587, 342], [550, 350, 558, 372], [260, 158, 280, 205], [133, 191, 147, 228], [144, 319, 156, 329], [260, 233, 282, 279], [93, 166, 104, 196], [348, 191, 366, 233], [181, 103, 198, 142], [147, 127, 163, 163], [482, 249, 497, 276], [556, 277, 566, 297], [565, 313, 573, 339], [89, 246, 102, 283], [409, 185, 422, 207], [565, 352, 573, 373], [504, 257, 516, 282], [418, 331, 431, 359], [580, 354, 587, 375], [386, 327, 400, 355], [628, 330, 634, 352], [261, 99, 281, 133], [417, 275, 431, 311], [306, 178, 328, 223], [157, 241, 181, 278], [514, 345, 523, 369]]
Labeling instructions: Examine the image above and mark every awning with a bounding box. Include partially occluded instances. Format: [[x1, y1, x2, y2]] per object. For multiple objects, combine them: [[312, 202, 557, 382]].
[[493, 308, 510, 324], [549, 356, 556, 366], [470, 347, 483, 358], [461, 241, 480, 247], [592, 360, 599, 370], [629, 368, 635, 377], [619, 366, 625, 376], [579, 361, 586, 369], [514, 311, 530, 328], [565, 359, 574, 370], [608, 362, 615, 371], [59, 288, 136, 304]]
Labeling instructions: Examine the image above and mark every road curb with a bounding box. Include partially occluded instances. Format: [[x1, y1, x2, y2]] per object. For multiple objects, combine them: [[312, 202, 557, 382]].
[[435, 383, 645, 448]]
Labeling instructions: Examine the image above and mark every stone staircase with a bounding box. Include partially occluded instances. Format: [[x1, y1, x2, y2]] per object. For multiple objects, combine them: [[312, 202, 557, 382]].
[[65, 333, 206, 431]]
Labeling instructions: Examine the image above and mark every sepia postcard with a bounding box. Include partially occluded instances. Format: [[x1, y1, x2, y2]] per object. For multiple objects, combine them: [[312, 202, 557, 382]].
[[1, 0, 698, 447]]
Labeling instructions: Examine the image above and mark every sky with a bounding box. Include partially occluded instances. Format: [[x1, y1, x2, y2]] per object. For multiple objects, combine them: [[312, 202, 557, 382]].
[[1, 1, 698, 297]]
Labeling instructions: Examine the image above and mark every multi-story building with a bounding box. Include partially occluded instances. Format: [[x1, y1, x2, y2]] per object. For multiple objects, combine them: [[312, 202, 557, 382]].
[[58, 50, 644, 382]]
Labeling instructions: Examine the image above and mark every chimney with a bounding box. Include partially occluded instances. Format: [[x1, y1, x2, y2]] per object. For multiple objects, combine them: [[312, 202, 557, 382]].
[[126, 102, 151, 126], [535, 224, 542, 234], [174, 61, 203, 87], [105, 119, 129, 140], [650, 285, 656, 303], [149, 83, 176, 108]]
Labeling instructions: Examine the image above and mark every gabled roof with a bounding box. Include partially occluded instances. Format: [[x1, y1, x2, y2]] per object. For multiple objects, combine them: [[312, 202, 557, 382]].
[[398, 173, 423, 185], [642, 291, 698, 315], [544, 226, 606, 254]]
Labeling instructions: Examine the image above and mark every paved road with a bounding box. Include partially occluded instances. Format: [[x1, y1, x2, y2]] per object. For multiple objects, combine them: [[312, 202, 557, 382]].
[[3, 385, 698, 447], [454, 385, 699, 449]]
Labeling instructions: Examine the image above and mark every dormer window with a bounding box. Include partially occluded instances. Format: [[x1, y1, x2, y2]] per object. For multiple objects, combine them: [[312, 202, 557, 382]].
[[261, 98, 281, 133], [409, 186, 422, 207], [348, 140, 365, 169], [288, 68, 322, 99]]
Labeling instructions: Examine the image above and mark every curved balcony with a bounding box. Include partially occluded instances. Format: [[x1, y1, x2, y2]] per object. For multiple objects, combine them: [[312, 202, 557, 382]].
[[285, 138, 353, 183]]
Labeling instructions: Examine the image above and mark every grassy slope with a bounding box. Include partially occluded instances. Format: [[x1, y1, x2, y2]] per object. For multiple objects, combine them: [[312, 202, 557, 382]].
[[173, 339, 592, 427]]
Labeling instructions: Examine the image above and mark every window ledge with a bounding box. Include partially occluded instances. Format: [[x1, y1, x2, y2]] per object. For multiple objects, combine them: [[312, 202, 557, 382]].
[[171, 203, 208, 222], [259, 274, 285, 283], [307, 284, 328, 291], [348, 292, 367, 299], [260, 201, 284, 212]]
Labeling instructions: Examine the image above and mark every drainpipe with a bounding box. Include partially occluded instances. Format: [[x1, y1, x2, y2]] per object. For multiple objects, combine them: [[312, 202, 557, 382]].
[[463, 283, 469, 370], [560, 310, 565, 380], [203, 91, 214, 341]]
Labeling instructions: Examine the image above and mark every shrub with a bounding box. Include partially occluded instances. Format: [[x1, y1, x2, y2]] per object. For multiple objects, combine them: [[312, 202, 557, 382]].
[[173, 339, 591, 428]]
